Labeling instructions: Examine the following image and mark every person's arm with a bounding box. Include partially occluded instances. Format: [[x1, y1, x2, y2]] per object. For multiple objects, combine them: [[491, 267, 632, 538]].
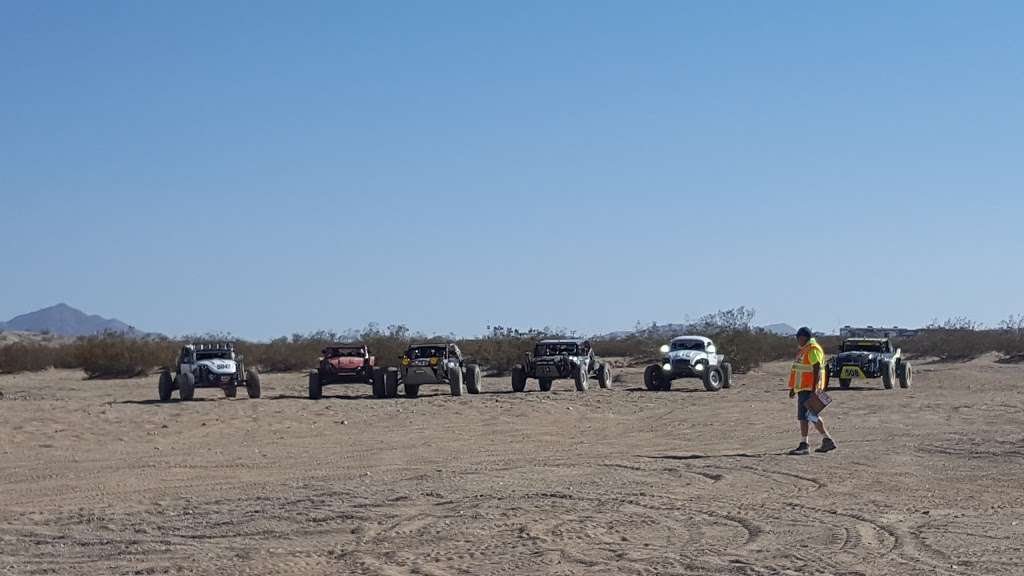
[[809, 346, 825, 391]]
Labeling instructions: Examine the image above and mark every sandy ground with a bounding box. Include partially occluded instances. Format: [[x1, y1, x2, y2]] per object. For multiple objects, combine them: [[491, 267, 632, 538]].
[[1, 358, 1022, 576]]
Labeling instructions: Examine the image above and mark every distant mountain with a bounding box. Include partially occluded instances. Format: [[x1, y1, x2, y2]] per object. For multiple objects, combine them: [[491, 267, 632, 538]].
[[0, 303, 142, 337], [761, 323, 797, 336]]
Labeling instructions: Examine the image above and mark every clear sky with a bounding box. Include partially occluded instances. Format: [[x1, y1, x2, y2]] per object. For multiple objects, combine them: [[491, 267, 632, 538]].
[[2, 1, 1022, 340]]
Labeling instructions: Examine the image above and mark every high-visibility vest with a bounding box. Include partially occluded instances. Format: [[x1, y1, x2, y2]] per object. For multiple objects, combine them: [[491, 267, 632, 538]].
[[788, 339, 824, 392]]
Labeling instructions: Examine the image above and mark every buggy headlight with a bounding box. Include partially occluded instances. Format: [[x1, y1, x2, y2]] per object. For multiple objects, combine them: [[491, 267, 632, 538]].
[[694, 363, 705, 371], [659, 345, 670, 354], [429, 357, 439, 366], [662, 363, 672, 372], [401, 357, 411, 366]]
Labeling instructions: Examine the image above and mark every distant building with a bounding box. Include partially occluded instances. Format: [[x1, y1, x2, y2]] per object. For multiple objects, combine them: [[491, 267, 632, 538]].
[[839, 325, 920, 339]]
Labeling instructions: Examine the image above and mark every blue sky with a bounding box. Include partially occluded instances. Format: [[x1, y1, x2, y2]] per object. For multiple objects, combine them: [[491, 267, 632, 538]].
[[2, 1, 1022, 339]]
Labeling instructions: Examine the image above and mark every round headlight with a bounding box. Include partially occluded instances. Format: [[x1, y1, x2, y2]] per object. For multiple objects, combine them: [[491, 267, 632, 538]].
[[659, 344, 670, 354], [694, 363, 705, 371], [662, 363, 672, 372]]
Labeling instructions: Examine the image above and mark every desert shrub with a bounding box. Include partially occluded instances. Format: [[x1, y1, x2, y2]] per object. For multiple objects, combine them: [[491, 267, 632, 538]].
[[237, 325, 419, 373], [460, 326, 563, 375], [73, 333, 177, 379], [595, 308, 796, 373], [6, 312, 1022, 379], [900, 328, 1024, 362], [0, 343, 56, 373], [238, 332, 335, 373]]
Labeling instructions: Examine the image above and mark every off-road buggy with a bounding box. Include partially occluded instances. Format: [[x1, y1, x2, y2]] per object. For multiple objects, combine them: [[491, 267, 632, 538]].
[[643, 335, 732, 392], [157, 342, 261, 401], [390, 343, 482, 398], [307, 344, 386, 400], [826, 337, 912, 390], [510, 339, 611, 392]]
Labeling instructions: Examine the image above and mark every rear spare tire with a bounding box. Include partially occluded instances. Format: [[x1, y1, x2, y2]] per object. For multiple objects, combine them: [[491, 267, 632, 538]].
[[839, 378, 852, 390], [538, 378, 553, 392]]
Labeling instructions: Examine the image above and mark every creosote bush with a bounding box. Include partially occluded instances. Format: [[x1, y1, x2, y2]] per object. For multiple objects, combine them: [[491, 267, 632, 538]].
[[74, 333, 178, 379], [2, 312, 1022, 378]]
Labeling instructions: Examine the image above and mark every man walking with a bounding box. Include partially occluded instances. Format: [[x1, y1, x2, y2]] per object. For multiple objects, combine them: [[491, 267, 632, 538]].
[[788, 327, 837, 455]]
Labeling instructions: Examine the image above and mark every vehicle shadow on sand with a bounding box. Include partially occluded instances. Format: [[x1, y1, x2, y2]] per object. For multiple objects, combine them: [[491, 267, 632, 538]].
[[267, 393, 377, 401], [114, 397, 221, 405], [624, 387, 706, 394], [640, 451, 787, 461]]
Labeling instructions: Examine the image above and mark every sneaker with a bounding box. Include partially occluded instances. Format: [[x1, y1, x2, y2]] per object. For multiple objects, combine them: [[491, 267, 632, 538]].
[[815, 437, 837, 453], [789, 442, 810, 456]]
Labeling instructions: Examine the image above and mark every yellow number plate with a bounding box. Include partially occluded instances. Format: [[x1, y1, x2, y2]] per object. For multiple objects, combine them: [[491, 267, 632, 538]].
[[840, 366, 865, 379]]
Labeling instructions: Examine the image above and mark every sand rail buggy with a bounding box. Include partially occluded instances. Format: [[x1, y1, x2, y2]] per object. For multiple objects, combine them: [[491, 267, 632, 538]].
[[390, 343, 482, 398], [510, 339, 611, 392], [643, 335, 732, 392], [157, 342, 261, 401], [826, 338, 912, 390], [308, 344, 387, 399]]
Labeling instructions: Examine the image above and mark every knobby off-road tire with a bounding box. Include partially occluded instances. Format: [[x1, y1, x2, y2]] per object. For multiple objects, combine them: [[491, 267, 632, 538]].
[[308, 371, 323, 400], [643, 365, 660, 391], [539, 378, 553, 392], [597, 363, 611, 389], [224, 383, 237, 398], [839, 378, 852, 390], [511, 364, 527, 393], [384, 368, 400, 398], [465, 364, 482, 394], [721, 362, 733, 389], [158, 371, 173, 402], [702, 366, 723, 392], [176, 372, 195, 401], [246, 368, 262, 398], [897, 361, 913, 389], [403, 368, 420, 398], [371, 367, 387, 398], [574, 366, 589, 392], [449, 366, 466, 396], [881, 362, 895, 390]]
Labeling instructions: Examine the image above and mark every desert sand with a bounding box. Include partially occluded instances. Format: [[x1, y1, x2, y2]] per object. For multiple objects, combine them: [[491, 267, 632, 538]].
[[1, 358, 1022, 575]]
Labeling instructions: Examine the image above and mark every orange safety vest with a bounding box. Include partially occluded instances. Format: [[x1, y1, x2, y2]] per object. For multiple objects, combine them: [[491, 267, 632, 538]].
[[788, 339, 824, 392]]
